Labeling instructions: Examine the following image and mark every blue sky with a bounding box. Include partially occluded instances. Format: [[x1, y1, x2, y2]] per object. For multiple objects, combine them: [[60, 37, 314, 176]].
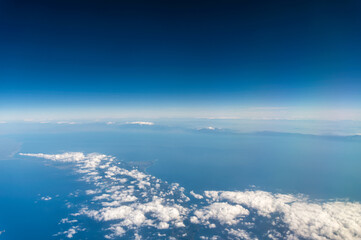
[[1, 0, 361, 120]]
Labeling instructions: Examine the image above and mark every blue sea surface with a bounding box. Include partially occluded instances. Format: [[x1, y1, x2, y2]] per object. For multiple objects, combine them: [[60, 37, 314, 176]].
[[9, 129, 361, 201], [1, 126, 361, 239], [0, 158, 84, 239]]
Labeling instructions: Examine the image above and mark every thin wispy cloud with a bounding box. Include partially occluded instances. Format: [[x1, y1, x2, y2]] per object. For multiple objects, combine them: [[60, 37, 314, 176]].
[[125, 121, 154, 126]]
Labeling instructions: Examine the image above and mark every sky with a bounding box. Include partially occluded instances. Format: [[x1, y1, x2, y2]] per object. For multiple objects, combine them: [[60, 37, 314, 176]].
[[1, 0, 361, 120]]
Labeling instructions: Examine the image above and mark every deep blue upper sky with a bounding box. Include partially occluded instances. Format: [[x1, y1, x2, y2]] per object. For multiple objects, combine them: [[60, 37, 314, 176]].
[[1, 0, 361, 112]]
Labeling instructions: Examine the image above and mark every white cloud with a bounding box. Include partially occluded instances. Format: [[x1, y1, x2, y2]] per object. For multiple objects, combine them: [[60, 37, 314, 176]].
[[190, 191, 203, 199], [83, 196, 187, 231], [56, 121, 77, 125], [193, 202, 249, 225], [125, 121, 154, 126], [197, 126, 219, 131], [59, 218, 78, 224], [22, 152, 361, 240], [41, 196, 52, 201], [20, 152, 87, 163], [85, 189, 101, 195], [54, 226, 84, 239], [105, 225, 126, 238], [227, 228, 255, 240], [205, 190, 361, 240], [21, 152, 189, 237]]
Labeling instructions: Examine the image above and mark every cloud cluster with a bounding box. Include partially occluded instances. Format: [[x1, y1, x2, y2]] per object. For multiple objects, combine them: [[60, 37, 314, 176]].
[[190, 190, 203, 199], [21, 152, 361, 240], [41, 196, 52, 201], [21, 152, 190, 238], [54, 226, 84, 238], [206, 191, 361, 240], [191, 202, 249, 225]]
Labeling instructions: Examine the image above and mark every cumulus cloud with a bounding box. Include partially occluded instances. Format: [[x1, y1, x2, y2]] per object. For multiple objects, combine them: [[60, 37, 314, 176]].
[[190, 190, 203, 199], [21, 152, 189, 238], [205, 190, 361, 240], [21, 152, 361, 240], [54, 226, 84, 239], [192, 202, 249, 225], [59, 218, 78, 224], [227, 228, 255, 240], [84, 197, 187, 232], [41, 196, 52, 201]]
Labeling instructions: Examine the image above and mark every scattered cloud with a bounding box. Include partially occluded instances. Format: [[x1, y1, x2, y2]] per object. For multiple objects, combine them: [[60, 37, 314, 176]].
[[54, 226, 84, 239], [227, 228, 255, 240], [190, 191, 203, 199], [206, 190, 361, 240], [59, 218, 78, 224], [192, 202, 249, 225], [41, 196, 52, 201], [21, 152, 361, 240]]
